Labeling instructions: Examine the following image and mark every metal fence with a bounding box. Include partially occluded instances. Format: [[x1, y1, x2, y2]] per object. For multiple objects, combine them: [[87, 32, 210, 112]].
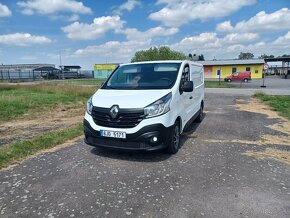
[[0, 70, 93, 82], [0, 70, 43, 82]]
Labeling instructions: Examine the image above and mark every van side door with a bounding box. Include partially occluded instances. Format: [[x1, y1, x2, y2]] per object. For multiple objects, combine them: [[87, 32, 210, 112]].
[[179, 64, 193, 124], [191, 64, 204, 114]]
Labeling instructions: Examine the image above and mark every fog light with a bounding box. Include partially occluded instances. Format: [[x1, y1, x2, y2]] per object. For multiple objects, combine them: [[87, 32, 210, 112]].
[[152, 136, 158, 142]]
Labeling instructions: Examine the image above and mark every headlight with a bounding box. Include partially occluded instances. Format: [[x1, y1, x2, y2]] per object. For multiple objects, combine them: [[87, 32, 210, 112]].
[[86, 96, 93, 115], [144, 93, 172, 118]]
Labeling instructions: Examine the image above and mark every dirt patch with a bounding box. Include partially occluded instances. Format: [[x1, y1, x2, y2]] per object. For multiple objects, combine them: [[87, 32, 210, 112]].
[[235, 98, 287, 120], [1, 135, 83, 171], [0, 103, 84, 146], [204, 134, 290, 147], [235, 98, 290, 145], [204, 97, 290, 165], [237, 98, 290, 165], [244, 148, 290, 166]]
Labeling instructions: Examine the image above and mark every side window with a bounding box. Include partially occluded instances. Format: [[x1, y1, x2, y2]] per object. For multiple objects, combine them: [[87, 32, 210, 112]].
[[232, 67, 237, 74]]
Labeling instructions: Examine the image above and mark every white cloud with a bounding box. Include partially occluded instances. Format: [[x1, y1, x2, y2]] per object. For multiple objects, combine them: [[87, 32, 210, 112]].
[[119, 27, 178, 41], [113, 0, 141, 15], [173, 32, 258, 51], [216, 21, 233, 32], [222, 33, 259, 44], [172, 32, 220, 52], [0, 33, 52, 46], [62, 16, 125, 40], [73, 40, 150, 62], [170, 29, 290, 60], [0, 3, 12, 17], [273, 31, 290, 45], [216, 8, 290, 33], [170, 31, 264, 59], [17, 0, 91, 19], [149, 0, 256, 27], [67, 14, 79, 22], [50, 14, 80, 22]]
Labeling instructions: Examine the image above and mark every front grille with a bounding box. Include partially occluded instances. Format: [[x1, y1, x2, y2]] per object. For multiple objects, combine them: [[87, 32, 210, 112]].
[[87, 137, 147, 149], [92, 106, 145, 128]]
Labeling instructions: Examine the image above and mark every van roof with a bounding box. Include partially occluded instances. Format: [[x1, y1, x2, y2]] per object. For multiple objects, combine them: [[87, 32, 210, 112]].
[[120, 60, 203, 67]]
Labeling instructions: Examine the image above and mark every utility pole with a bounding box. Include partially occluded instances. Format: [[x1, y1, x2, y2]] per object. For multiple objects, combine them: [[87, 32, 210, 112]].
[[261, 63, 268, 88], [59, 50, 64, 79]]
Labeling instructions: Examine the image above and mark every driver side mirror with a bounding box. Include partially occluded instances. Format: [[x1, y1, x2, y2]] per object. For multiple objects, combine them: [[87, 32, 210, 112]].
[[180, 81, 193, 92]]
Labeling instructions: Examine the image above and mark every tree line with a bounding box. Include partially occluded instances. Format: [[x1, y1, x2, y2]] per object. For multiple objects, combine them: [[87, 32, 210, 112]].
[[131, 46, 204, 62], [238, 52, 290, 59], [130, 46, 290, 62]]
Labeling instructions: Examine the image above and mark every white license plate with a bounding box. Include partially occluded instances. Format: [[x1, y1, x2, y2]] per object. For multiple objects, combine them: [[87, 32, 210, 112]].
[[100, 130, 126, 139]]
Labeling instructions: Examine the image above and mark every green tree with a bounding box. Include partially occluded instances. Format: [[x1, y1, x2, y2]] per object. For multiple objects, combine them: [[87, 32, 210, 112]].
[[188, 53, 205, 61], [198, 54, 205, 61], [259, 54, 275, 59], [238, 52, 254, 59], [281, 54, 290, 57], [131, 46, 186, 62]]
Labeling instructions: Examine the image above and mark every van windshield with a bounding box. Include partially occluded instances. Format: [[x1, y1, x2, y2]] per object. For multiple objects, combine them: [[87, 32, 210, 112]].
[[103, 63, 181, 90]]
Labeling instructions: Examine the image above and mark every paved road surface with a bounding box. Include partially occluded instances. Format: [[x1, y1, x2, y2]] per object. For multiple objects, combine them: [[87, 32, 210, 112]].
[[0, 93, 289, 218], [210, 77, 290, 95]]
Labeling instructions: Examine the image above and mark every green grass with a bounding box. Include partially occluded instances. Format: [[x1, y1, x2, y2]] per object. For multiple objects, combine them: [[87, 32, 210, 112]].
[[0, 84, 95, 122], [254, 93, 290, 120], [46, 78, 106, 86], [51, 79, 232, 88], [0, 123, 83, 169], [205, 80, 231, 88]]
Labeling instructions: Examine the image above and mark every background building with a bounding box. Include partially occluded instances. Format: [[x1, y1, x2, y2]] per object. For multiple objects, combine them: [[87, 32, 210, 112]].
[[0, 64, 55, 81], [0, 64, 55, 71], [93, 64, 119, 79], [201, 59, 265, 79], [265, 57, 290, 78]]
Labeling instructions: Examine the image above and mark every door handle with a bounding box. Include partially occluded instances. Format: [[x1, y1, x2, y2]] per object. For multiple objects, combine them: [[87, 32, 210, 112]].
[[189, 96, 193, 99]]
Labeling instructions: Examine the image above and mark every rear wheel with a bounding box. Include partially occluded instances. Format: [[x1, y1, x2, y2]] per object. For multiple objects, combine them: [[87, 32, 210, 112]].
[[165, 121, 180, 154], [244, 78, 248, 82], [227, 79, 232, 82]]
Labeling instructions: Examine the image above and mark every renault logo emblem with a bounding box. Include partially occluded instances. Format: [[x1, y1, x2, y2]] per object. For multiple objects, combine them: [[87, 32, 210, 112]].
[[110, 105, 119, 119]]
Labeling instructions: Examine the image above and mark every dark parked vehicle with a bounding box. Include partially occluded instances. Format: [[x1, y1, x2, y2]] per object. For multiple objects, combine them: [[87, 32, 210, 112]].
[[42, 71, 86, 79]]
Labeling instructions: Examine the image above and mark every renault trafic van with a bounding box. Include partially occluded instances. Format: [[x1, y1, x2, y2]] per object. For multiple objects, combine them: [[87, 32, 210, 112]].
[[84, 60, 204, 154]]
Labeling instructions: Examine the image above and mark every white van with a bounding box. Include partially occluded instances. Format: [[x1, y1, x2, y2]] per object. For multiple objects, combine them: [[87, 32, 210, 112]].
[[84, 60, 204, 154]]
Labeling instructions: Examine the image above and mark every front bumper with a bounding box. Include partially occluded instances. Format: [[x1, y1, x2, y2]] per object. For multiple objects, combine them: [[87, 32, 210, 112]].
[[83, 119, 172, 151]]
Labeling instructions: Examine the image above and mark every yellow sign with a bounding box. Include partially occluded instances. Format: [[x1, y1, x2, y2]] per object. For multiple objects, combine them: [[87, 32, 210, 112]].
[[94, 64, 117, 71]]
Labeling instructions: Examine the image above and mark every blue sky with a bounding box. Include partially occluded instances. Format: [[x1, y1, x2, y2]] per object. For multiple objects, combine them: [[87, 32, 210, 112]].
[[0, 0, 290, 69]]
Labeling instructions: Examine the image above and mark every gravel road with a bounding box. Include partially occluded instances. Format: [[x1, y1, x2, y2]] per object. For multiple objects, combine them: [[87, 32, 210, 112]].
[[0, 92, 289, 218]]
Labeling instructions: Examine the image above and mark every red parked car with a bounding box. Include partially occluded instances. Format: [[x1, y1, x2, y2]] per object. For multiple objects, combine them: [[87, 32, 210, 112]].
[[224, 71, 251, 82]]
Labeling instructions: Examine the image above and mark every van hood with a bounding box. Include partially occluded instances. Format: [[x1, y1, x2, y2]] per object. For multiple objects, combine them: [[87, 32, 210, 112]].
[[92, 89, 171, 109]]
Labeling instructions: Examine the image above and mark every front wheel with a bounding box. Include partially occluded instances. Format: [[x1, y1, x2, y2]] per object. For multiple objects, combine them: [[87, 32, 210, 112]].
[[165, 121, 180, 154], [243, 78, 248, 82], [227, 79, 232, 82]]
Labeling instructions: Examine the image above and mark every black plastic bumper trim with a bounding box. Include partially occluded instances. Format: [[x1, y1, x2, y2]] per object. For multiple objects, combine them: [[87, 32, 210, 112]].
[[83, 119, 173, 151]]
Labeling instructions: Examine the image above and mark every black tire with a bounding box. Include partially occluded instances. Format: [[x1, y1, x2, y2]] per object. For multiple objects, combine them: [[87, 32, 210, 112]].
[[227, 79, 231, 82], [244, 78, 248, 82], [165, 121, 180, 154], [195, 104, 204, 123]]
